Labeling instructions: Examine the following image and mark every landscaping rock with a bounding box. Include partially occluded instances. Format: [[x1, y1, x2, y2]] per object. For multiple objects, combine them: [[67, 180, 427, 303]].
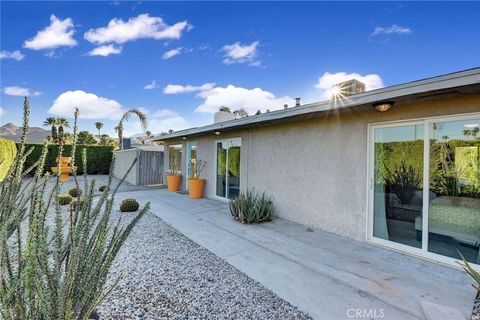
[[97, 211, 312, 319], [472, 294, 480, 320]]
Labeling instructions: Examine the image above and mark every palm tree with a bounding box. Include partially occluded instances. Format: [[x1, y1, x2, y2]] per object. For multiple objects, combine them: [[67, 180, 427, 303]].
[[55, 118, 70, 144], [43, 117, 58, 141], [116, 109, 148, 150], [95, 122, 104, 141]]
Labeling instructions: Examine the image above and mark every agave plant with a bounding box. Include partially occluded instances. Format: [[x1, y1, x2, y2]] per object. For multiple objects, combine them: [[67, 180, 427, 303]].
[[229, 188, 274, 224], [458, 251, 480, 292], [0, 97, 149, 319]]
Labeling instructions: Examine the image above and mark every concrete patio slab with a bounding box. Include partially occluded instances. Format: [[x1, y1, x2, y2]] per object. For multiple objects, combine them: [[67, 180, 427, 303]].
[[120, 189, 476, 320]]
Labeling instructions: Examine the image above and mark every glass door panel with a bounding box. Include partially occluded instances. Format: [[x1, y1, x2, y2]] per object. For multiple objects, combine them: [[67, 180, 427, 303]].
[[373, 124, 424, 248], [216, 138, 241, 199], [227, 141, 241, 199], [216, 142, 227, 197], [186, 141, 198, 180], [428, 118, 480, 263]]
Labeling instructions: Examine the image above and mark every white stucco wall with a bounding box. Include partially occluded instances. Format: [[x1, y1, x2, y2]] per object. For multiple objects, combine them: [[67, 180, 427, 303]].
[[166, 94, 480, 242]]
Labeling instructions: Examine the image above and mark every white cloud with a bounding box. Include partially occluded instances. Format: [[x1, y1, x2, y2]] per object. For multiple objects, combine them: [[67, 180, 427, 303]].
[[2, 86, 41, 97], [144, 80, 159, 90], [372, 24, 412, 36], [84, 14, 190, 44], [0, 107, 5, 118], [24, 15, 77, 50], [123, 108, 188, 136], [86, 44, 122, 56], [0, 50, 25, 61], [162, 47, 182, 59], [163, 83, 215, 94], [195, 85, 295, 114], [314, 72, 384, 99], [153, 109, 177, 118], [222, 41, 259, 65], [48, 90, 124, 120]]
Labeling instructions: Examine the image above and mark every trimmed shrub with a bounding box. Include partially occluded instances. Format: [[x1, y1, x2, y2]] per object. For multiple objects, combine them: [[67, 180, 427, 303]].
[[70, 198, 84, 213], [229, 189, 274, 224], [68, 187, 82, 198], [58, 194, 73, 205], [0, 138, 17, 182], [120, 198, 140, 212], [17, 143, 114, 176], [98, 185, 109, 192]]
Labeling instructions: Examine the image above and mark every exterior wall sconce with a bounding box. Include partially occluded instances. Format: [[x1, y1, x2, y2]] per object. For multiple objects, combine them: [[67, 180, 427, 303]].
[[213, 130, 222, 136], [373, 101, 394, 112], [182, 136, 187, 140]]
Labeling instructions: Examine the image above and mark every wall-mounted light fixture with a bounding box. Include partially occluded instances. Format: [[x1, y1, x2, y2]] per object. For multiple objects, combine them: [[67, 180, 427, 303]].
[[181, 136, 187, 140], [213, 130, 222, 136], [373, 101, 394, 112]]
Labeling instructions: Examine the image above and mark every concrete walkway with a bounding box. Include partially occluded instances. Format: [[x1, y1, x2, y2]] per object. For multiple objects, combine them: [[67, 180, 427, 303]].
[[120, 189, 476, 320]]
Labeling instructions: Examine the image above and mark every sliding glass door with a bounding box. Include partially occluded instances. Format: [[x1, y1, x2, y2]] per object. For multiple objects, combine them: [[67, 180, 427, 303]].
[[215, 138, 241, 199], [369, 114, 480, 265], [428, 118, 480, 264], [372, 123, 424, 249]]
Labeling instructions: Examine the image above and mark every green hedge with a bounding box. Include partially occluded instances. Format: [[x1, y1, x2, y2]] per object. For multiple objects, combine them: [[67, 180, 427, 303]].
[[0, 138, 17, 181], [18, 144, 114, 175]]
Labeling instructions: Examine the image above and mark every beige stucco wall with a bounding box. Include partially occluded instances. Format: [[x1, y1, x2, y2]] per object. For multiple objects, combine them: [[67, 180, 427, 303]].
[[166, 94, 480, 242], [113, 149, 138, 185]]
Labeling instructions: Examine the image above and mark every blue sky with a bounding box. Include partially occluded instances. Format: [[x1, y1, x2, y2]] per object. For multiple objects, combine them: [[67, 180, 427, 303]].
[[1, 1, 479, 137]]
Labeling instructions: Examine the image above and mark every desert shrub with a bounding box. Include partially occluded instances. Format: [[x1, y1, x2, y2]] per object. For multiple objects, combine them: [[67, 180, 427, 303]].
[[229, 189, 274, 223], [120, 198, 140, 212], [58, 194, 73, 205], [98, 184, 109, 192], [18, 143, 114, 176], [0, 99, 149, 319], [68, 187, 82, 198], [0, 138, 17, 182]]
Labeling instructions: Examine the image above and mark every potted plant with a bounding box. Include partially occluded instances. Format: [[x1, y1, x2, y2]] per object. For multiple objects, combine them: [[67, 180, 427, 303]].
[[188, 159, 206, 199], [166, 152, 182, 192]]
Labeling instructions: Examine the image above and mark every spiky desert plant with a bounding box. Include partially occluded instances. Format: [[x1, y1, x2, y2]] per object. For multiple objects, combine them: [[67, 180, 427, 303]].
[[68, 186, 82, 198], [458, 251, 480, 291], [119, 199, 140, 212], [229, 189, 274, 224], [69, 197, 84, 213], [0, 98, 150, 320], [58, 194, 73, 205]]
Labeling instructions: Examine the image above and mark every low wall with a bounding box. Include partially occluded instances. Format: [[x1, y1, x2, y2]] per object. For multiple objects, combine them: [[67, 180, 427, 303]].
[[113, 149, 164, 186], [113, 149, 139, 185]]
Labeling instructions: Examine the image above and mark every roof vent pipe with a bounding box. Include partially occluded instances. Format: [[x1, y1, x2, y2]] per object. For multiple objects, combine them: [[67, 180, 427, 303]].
[[295, 97, 301, 107]]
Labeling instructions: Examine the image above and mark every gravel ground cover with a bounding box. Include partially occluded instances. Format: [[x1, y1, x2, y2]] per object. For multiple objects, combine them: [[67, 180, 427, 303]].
[[473, 294, 480, 320], [97, 210, 312, 320], [23, 174, 158, 195]]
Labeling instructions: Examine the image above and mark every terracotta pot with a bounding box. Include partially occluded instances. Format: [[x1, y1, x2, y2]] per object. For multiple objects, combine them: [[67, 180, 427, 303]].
[[167, 174, 182, 192], [188, 179, 205, 199]]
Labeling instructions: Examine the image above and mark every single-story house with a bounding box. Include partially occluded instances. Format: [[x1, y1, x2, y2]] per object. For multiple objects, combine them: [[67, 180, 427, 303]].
[[153, 68, 480, 268]]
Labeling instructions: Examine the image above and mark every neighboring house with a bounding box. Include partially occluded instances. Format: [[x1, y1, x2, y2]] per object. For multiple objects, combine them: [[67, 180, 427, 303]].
[[152, 68, 480, 268]]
